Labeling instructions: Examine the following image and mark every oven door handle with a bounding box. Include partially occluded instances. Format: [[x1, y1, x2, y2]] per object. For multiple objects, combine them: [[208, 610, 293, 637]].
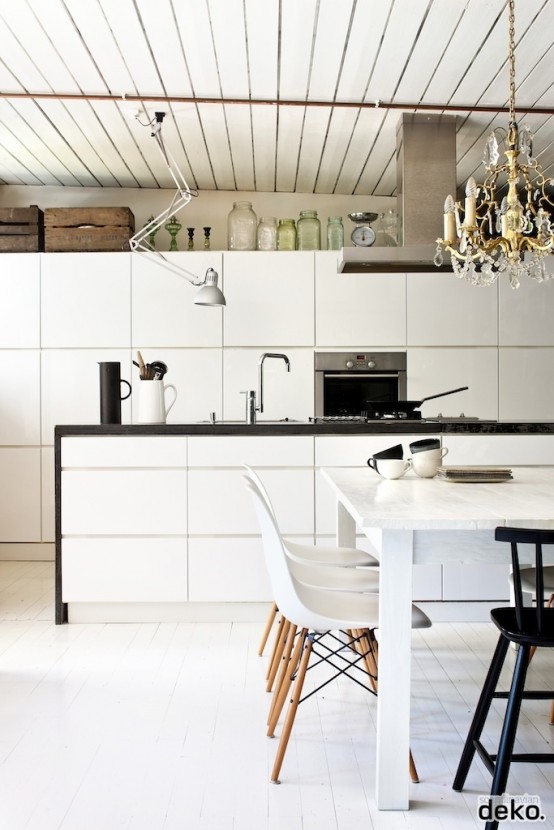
[[320, 372, 401, 379]]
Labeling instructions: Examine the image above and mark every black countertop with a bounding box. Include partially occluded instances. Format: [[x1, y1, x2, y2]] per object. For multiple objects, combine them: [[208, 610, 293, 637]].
[[55, 421, 554, 437]]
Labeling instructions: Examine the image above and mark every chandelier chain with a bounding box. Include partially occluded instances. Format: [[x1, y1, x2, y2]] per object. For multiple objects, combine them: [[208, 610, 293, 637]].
[[508, 0, 516, 124]]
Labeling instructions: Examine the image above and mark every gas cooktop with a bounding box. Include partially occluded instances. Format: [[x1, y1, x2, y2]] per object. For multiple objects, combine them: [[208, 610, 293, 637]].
[[310, 414, 481, 423]]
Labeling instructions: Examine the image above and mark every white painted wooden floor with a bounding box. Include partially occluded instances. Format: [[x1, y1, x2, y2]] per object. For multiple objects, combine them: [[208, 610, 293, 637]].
[[0, 561, 553, 829]]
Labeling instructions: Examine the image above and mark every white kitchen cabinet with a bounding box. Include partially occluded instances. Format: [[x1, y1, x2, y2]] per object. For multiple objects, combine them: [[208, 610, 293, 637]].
[[499, 348, 554, 421], [221, 347, 314, 422], [62, 538, 188, 602], [223, 251, 315, 346], [60, 436, 188, 618], [407, 271, 498, 346], [62, 469, 187, 535], [188, 537, 272, 602], [131, 252, 223, 348], [315, 252, 406, 347], [41, 253, 131, 347], [0, 350, 40, 445], [0, 253, 40, 348], [499, 273, 554, 346], [407, 347, 498, 420], [41, 348, 133, 441], [0, 448, 41, 542], [445, 434, 554, 466]]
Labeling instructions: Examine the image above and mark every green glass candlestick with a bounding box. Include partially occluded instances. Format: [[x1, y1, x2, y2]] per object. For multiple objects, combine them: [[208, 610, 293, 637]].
[[203, 226, 211, 250], [187, 227, 195, 250], [165, 215, 182, 251], [144, 215, 158, 249]]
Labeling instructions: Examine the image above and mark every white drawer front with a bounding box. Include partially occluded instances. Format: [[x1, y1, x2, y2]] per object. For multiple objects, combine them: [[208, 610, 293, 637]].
[[188, 435, 313, 467], [444, 435, 554, 466], [188, 537, 272, 602], [315, 435, 437, 467], [61, 470, 187, 535], [62, 538, 187, 602], [188, 469, 314, 535], [62, 436, 187, 468]]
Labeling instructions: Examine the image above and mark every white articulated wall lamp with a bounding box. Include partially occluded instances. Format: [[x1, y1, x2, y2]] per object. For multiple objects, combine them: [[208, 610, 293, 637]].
[[129, 111, 226, 307]]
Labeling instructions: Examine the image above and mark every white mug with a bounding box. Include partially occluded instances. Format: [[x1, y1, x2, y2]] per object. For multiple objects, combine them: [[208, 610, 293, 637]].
[[137, 379, 177, 424], [372, 458, 412, 480], [411, 447, 448, 478]]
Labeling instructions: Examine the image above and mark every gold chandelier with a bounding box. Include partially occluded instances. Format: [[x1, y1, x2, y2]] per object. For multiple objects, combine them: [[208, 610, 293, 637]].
[[434, 0, 554, 288]]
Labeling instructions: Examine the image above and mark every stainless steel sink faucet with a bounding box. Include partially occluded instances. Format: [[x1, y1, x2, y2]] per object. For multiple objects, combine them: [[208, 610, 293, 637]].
[[241, 353, 291, 423], [258, 353, 291, 415]]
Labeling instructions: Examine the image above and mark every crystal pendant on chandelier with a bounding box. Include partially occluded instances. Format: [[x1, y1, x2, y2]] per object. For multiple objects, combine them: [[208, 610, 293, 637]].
[[435, 0, 554, 288]]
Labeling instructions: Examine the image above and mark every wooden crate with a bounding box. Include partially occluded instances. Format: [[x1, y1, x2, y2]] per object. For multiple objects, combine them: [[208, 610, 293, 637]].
[[0, 205, 44, 252], [44, 207, 135, 252]]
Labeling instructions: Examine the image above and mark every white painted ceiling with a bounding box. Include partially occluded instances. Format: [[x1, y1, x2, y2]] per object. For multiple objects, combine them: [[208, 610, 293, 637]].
[[0, 0, 553, 196]]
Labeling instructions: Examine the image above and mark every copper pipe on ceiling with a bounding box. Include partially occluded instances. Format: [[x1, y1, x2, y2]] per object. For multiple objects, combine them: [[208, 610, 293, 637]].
[[0, 90, 553, 116]]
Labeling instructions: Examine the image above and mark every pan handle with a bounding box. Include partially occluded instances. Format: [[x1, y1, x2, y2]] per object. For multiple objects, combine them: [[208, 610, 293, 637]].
[[418, 386, 469, 405]]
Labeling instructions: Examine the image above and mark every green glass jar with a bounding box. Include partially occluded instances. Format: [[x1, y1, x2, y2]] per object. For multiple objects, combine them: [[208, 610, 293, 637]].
[[296, 210, 321, 250], [326, 216, 344, 250], [277, 218, 296, 251]]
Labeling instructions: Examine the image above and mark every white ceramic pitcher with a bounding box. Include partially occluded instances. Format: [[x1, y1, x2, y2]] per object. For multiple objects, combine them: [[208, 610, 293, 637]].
[[136, 379, 177, 424]]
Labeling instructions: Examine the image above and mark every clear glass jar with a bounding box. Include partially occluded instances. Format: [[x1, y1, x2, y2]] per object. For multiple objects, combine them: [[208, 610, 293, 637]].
[[256, 216, 278, 251], [326, 216, 344, 250], [296, 210, 321, 250], [277, 218, 296, 251], [227, 201, 257, 250]]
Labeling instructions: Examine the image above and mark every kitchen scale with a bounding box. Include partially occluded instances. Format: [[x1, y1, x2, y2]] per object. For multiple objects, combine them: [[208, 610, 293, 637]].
[[348, 212, 378, 247]]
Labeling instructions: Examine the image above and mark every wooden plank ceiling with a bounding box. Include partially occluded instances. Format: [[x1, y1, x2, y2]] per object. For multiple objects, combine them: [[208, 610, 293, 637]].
[[0, 0, 552, 196]]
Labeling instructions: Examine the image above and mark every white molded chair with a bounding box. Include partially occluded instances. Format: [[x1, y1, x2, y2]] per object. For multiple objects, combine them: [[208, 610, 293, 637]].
[[243, 464, 380, 659], [244, 475, 431, 784]]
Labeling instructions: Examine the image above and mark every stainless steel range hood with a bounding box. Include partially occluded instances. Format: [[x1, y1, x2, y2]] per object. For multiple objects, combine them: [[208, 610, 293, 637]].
[[339, 113, 457, 273]]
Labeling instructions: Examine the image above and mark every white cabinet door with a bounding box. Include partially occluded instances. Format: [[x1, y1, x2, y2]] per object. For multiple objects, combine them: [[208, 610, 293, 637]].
[[407, 272, 498, 346], [61, 470, 187, 535], [499, 348, 554, 421], [131, 251, 223, 347], [0, 350, 40, 444], [315, 252, 406, 347], [499, 273, 554, 345], [0, 448, 41, 542], [407, 348, 498, 420], [0, 253, 40, 347], [445, 434, 554, 466], [188, 537, 272, 602], [41, 253, 131, 347], [223, 251, 315, 346], [188, 468, 314, 535], [62, 538, 188, 602]]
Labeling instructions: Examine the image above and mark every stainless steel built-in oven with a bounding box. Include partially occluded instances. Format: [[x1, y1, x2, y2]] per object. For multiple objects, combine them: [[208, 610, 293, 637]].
[[315, 351, 407, 420]]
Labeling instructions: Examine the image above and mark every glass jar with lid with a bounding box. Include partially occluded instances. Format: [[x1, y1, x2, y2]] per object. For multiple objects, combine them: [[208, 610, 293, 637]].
[[296, 210, 321, 250], [227, 201, 257, 250], [277, 218, 296, 251], [256, 216, 278, 251], [326, 216, 344, 250]]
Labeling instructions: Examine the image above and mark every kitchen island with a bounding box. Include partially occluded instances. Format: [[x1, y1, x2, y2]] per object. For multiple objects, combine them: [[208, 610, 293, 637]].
[[55, 421, 554, 624]]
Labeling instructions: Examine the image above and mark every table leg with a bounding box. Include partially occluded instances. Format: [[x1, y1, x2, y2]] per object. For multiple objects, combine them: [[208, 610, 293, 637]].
[[376, 528, 413, 810], [336, 499, 357, 548]]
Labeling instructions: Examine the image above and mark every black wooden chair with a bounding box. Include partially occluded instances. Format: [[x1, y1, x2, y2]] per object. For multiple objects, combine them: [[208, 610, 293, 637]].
[[453, 526, 554, 830]]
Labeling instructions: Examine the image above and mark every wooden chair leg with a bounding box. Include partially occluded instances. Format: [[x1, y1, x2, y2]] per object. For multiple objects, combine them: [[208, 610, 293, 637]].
[[409, 750, 419, 783], [266, 613, 286, 680], [268, 623, 298, 725], [271, 632, 313, 784], [268, 628, 307, 736], [258, 601, 278, 656], [266, 617, 290, 692]]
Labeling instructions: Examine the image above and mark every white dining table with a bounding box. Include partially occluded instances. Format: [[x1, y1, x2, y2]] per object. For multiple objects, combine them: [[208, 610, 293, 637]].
[[321, 465, 554, 811]]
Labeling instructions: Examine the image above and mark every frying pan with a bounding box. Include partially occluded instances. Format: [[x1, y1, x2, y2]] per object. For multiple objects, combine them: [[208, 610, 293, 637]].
[[363, 386, 468, 419]]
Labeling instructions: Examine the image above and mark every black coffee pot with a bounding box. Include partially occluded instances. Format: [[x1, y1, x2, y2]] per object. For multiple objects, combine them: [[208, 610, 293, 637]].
[[98, 362, 132, 424]]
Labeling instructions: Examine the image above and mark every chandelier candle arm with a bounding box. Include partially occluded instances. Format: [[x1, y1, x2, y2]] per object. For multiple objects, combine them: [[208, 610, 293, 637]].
[[435, 0, 554, 289]]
